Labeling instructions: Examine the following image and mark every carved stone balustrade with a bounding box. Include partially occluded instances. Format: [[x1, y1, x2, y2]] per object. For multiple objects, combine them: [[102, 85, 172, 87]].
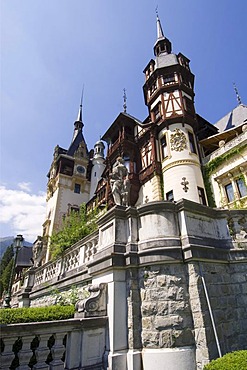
[[0, 317, 107, 370]]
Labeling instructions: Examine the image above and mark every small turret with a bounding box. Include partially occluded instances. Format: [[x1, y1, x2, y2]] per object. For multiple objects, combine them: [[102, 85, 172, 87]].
[[89, 139, 106, 199]]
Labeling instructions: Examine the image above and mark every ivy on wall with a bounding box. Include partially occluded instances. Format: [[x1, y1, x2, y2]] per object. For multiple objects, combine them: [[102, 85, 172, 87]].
[[203, 143, 247, 208], [50, 204, 100, 260], [204, 144, 247, 176]]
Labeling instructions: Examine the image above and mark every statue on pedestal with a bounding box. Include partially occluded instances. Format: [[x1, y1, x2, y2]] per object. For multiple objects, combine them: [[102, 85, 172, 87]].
[[110, 157, 130, 206]]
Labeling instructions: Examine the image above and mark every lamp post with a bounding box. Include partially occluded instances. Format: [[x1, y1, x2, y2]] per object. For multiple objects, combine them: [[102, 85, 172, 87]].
[[3, 234, 24, 308]]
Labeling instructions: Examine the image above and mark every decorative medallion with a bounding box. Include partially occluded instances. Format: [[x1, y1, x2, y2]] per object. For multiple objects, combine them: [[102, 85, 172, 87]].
[[170, 128, 187, 151]]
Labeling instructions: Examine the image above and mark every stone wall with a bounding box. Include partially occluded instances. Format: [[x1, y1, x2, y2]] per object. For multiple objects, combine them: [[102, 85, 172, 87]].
[[126, 259, 247, 370], [19, 200, 247, 369], [139, 264, 194, 349]]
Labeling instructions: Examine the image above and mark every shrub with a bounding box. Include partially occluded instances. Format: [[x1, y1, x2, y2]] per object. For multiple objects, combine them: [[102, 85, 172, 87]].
[[203, 350, 247, 370], [0, 305, 75, 324], [50, 203, 99, 259]]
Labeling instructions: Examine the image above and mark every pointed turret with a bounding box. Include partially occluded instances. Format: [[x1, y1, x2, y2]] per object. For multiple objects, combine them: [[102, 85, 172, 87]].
[[72, 96, 84, 142], [154, 14, 172, 56], [67, 96, 88, 157]]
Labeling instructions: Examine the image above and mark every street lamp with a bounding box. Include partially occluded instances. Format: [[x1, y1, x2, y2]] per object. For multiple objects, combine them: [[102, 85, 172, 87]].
[[3, 234, 24, 308]]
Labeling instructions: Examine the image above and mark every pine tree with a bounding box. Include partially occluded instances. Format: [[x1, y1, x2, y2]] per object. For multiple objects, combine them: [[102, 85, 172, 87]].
[[0, 259, 14, 297], [0, 245, 14, 297], [0, 245, 14, 274]]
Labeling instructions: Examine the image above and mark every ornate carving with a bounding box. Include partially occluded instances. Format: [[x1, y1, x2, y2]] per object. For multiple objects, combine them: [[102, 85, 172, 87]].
[[75, 283, 107, 318], [181, 177, 189, 192], [110, 157, 130, 206], [75, 142, 86, 158], [170, 128, 187, 151]]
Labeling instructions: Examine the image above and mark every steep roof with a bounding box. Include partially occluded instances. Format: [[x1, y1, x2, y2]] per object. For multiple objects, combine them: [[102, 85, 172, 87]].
[[214, 104, 247, 132]]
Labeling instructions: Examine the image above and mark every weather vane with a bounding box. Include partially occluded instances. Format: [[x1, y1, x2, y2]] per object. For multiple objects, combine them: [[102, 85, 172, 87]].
[[123, 88, 127, 113], [155, 5, 159, 17], [80, 84, 84, 108], [233, 82, 242, 106]]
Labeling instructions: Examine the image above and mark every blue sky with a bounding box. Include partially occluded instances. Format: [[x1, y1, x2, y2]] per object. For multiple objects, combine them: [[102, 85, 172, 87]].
[[1, 0, 246, 241]]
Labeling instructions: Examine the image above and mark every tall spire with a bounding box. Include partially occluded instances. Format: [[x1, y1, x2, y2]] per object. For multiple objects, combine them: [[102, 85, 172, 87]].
[[72, 89, 84, 143], [153, 10, 172, 56], [76, 86, 84, 123], [156, 7, 165, 40], [233, 82, 242, 106]]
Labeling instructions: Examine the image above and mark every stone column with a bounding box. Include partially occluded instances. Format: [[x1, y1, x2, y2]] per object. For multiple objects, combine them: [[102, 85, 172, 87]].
[[16, 335, 34, 370], [88, 206, 130, 370], [0, 337, 15, 370], [33, 334, 50, 369], [187, 262, 210, 370], [49, 333, 65, 369], [64, 330, 81, 369]]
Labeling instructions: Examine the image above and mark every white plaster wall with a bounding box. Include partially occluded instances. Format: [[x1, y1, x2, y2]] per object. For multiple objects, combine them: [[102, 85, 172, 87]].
[[163, 163, 205, 203], [159, 123, 206, 204], [90, 159, 105, 199], [135, 178, 160, 206]]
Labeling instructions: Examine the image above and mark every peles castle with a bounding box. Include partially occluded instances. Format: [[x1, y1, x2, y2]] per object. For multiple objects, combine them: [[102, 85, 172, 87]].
[[8, 14, 247, 370]]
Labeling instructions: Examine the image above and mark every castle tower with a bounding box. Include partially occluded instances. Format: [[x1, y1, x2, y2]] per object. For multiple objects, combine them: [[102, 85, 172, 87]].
[[43, 102, 91, 262], [89, 139, 106, 199], [142, 15, 207, 205]]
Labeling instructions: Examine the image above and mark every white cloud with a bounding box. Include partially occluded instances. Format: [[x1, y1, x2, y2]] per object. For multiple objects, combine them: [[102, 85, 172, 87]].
[[18, 182, 32, 192], [0, 185, 46, 242]]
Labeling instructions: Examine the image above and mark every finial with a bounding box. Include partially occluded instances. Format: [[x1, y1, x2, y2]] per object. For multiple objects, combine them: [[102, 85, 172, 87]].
[[233, 82, 242, 105], [123, 88, 127, 113], [155, 5, 159, 18], [80, 85, 84, 107]]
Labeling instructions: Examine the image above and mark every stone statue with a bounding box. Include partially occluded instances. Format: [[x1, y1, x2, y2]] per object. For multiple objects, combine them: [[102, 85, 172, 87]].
[[32, 236, 46, 267], [110, 157, 130, 206]]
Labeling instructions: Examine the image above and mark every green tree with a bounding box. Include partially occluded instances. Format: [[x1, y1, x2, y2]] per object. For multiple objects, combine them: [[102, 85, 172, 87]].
[[0, 245, 14, 298], [0, 245, 14, 273], [49, 203, 100, 259], [0, 259, 14, 297]]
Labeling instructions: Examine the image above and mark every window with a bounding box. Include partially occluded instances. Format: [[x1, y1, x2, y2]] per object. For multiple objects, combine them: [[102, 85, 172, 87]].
[[198, 187, 207, 205], [74, 183, 81, 194], [163, 74, 175, 85], [188, 132, 197, 154], [166, 190, 174, 201], [184, 97, 194, 114], [160, 135, 168, 159], [236, 178, 247, 198], [141, 144, 152, 168], [153, 104, 161, 121], [150, 81, 157, 95], [225, 183, 234, 202], [123, 154, 130, 172]]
